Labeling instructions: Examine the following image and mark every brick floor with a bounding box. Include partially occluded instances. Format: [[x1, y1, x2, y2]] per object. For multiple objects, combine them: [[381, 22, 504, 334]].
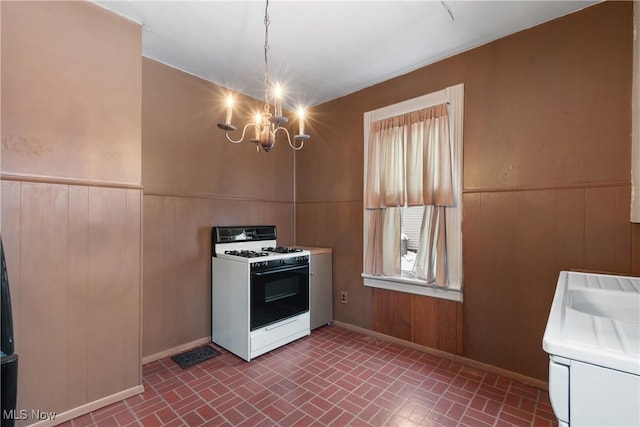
[[59, 325, 557, 426]]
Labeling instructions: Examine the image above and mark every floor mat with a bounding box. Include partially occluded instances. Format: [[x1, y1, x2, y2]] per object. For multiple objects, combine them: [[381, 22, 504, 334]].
[[171, 345, 221, 369]]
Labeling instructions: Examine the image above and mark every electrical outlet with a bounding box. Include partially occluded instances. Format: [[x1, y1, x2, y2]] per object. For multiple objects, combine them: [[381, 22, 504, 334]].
[[340, 291, 348, 304]]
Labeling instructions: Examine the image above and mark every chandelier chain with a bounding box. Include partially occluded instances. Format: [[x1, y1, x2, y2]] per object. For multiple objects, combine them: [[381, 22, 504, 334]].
[[263, 0, 271, 115]]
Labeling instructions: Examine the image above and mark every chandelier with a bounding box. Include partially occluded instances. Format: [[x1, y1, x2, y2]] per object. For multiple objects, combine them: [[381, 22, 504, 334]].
[[217, 0, 310, 152]]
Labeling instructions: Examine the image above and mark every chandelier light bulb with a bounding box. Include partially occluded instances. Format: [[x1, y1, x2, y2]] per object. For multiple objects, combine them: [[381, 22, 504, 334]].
[[274, 84, 283, 118], [225, 95, 234, 125], [297, 108, 306, 136]]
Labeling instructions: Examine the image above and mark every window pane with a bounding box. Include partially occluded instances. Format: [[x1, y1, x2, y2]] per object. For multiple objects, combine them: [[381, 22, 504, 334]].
[[401, 205, 424, 275]]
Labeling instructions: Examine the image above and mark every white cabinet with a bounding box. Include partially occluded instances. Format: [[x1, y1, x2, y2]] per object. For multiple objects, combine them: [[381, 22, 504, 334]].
[[305, 248, 333, 330], [543, 271, 640, 426], [570, 359, 639, 426], [548, 356, 570, 424]]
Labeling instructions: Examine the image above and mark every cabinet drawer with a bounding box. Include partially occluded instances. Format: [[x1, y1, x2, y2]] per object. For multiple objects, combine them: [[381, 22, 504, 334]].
[[548, 357, 569, 423], [251, 312, 310, 356]]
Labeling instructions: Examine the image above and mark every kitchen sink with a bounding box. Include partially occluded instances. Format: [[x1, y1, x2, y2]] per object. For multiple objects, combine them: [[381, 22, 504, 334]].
[[543, 271, 640, 426], [568, 288, 640, 324]]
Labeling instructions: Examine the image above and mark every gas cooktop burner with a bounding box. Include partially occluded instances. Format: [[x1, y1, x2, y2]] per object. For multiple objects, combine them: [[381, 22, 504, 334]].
[[262, 246, 303, 254], [225, 250, 269, 258]]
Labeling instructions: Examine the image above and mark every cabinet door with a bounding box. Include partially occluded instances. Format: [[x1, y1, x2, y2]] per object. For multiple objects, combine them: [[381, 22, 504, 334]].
[[310, 253, 333, 330], [570, 360, 640, 426]]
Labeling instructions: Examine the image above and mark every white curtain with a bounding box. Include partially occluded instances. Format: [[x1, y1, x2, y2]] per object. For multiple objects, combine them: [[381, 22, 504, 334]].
[[364, 209, 401, 276], [406, 105, 453, 207], [364, 118, 405, 276], [413, 206, 448, 285], [365, 121, 405, 208], [364, 104, 453, 286], [408, 105, 453, 286]]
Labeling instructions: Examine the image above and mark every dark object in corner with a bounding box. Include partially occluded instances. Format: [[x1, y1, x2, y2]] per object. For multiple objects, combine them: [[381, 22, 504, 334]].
[[1, 237, 18, 427]]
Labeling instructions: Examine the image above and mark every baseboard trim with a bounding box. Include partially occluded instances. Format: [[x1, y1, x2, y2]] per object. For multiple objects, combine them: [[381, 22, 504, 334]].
[[28, 385, 144, 427], [332, 320, 548, 391], [142, 336, 212, 365]]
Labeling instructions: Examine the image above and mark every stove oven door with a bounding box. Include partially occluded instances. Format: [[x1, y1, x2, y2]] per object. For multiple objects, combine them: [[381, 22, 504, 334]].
[[250, 263, 309, 331]]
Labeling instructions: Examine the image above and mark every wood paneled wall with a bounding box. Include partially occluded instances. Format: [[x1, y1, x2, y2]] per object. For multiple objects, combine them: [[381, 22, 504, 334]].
[[463, 184, 633, 378], [295, 1, 636, 381], [1, 181, 142, 414], [371, 289, 463, 356], [296, 201, 365, 327], [1, 1, 143, 422], [142, 195, 293, 357]]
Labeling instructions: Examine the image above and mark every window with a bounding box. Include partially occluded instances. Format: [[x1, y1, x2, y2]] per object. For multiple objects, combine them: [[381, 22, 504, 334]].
[[362, 84, 463, 302], [400, 205, 425, 275]]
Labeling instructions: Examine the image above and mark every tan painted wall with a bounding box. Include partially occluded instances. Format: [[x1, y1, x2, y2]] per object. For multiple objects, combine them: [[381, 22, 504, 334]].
[[1, 1, 141, 185], [296, 1, 637, 381], [142, 58, 295, 201], [141, 58, 296, 358], [1, 0, 142, 422]]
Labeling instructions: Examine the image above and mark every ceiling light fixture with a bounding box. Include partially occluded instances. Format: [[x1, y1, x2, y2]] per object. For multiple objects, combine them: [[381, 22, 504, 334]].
[[217, 0, 310, 153]]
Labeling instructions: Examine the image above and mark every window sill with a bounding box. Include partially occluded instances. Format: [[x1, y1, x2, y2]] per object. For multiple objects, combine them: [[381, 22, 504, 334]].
[[361, 273, 463, 302]]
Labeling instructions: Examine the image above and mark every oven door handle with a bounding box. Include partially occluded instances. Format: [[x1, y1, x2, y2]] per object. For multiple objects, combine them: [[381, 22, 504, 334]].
[[265, 317, 299, 330], [251, 265, 308, 276]]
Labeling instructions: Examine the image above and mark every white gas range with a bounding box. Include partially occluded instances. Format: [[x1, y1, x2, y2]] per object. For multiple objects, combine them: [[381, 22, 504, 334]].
[[211, 225, 310, 361]]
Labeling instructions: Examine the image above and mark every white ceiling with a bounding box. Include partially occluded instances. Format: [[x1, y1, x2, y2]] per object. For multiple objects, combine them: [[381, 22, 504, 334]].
[[94, 0, 599, 109]]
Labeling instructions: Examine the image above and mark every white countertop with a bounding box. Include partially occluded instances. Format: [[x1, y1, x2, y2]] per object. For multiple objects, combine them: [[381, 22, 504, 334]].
[[294, 246, 332, 255], [543, 271, 640, 375]]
